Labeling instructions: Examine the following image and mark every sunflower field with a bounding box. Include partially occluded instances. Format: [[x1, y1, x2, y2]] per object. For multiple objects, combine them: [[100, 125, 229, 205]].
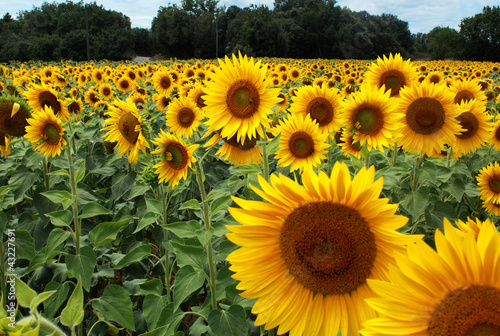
[[1, 53, 500, 336]]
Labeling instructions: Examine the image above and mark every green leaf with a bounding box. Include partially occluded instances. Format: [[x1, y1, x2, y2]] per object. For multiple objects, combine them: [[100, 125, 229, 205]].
[[0, 184, 17, 197], [453, 162, 471, 177], [66, 246, 97, 292], [155, 303, 185, 332], [114, 244, 152, 270], [134, 212, 159, 233], [225, 283, 257, 309], [443, 178, 465, 202], [45, 228, 71, 261], [146, 198, 163, 216], [212, 217, 234, 237], [60, 280, 84, 328], [266, 133, 280, 155], [143, 294, 170, 330], [164, 220, 200, 238], [13, 230, 36, 260], [139, 279, 164, 296], [179, 199, 201, 211], [171, 242, 207, 271], [15, 277, 37, 308], [216, 264, 235, 301], [229, 163, 261, 175], [208, 305, 247, 336], [41, 190, 72, 210], [30, 290, 56, 313], [75, 160, 86, 184], [89, 219, 130, 247], [431, 201, 458, 232], [43, 282, 70, 319], [209, 195, 232, 216], [195, 227, 214, 246], [417, 161, 437, 184], [92, 284, 135, 331], [401, 187, 430, 220], [128, 182, 151, 200], [0, 211, 6, 234], [46, 169, 70, 177], [45, 210, 73, 227], [79, 202, 112, 219], [173, 265, 205, 310]]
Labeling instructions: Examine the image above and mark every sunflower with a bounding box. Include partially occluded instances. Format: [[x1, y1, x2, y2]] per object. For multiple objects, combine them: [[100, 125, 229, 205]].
[[98, 83, 114, 101], [152, 69, 174, 97], [165, 95, 202, 138], [288, 84, 342, 137], [289, 67, 302, 81], [0, 96, 31, 137], [339, 129, 363, 158], [273, 113, 329, 172], [204, 132, 263, 166], [453, 217, 485, 239], [425, 71, 444, 85], [22, 83, 69, 121], [102, 98, 150, 164], [203, 52, 281, 145], [24, 106, 67, 157], [67, 98, 83, 119], [449, 78, 487, 105], [187, 83, 207, 111], [84, 87, 101, 107], [153, 93, 172, 112], [477, 161, 500, 204], [451, 99, 492, 159], [226, 163, 422, 336], [92, 68, 104, 83], [340, 85, 403, 152], [397, 82, 463, 156], [482, 199, 500, 216], [489, 121, 500, 150], [0, 133, 11, 157], [361, 218, 500, 336], [364, 53, 418, 97], [115, 76, 133, 94], [151, 129, 198, 187]]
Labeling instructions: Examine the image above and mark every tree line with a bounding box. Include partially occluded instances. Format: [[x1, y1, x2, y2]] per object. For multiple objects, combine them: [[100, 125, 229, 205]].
[[0, 0, 498, 62]]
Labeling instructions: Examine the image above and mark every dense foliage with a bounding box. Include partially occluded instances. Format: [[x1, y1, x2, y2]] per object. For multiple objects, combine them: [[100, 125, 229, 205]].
[[1, 1, 499, 62]]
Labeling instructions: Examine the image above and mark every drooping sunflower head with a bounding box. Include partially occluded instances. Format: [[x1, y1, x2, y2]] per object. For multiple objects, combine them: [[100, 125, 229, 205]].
[[67, 98, 83, 119], [397, 82, 463, 155], [151, 129, 198, 187], [102, 98, 150, 164], [203, 52, 281, 145], [226, 162, 422, 336], [362, 218, 500, 336], [477, 161, 500, 204], [24, 105, 67, 157], [22, 83, 69, 121], [288, 84, 342, 137], [165, 95, 202, 139], [274, 112, 329, 172], [0, 95, 31, 137], [451, 99, 492, 159], [340, 85, 403, 152], [364, 53, 418, 97]]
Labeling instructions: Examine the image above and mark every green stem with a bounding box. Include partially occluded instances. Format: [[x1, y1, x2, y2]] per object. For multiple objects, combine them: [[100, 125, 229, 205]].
[[411, 156, 420, 192], [392, 142, 398, 165], [159, 183, 172, 304], [261, 134, 270, 183], [446, 146, 452, 168], [64, 135, 80, 256], [364, 150, 370, 170], [327, 138, 333, 176], [42, 156, 50, 191], [195, 159, 217, 309]]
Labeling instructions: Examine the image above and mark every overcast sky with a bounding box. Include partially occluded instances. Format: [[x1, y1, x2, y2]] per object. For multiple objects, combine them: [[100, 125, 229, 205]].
[[0, 0, 497, 34]]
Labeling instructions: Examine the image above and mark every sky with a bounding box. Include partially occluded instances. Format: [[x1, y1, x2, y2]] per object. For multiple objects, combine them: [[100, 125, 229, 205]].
[[0, 0, 497, 34]]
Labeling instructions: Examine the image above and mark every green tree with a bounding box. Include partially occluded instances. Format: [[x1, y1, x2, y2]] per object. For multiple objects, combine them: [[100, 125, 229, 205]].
[[131, 28, 154, 57], [427, 26, 461, 60], [460, 6, 500, 61], [152, 4, 194, 58]]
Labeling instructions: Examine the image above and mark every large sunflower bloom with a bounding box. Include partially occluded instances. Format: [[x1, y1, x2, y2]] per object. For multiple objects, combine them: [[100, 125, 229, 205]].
[[364, 53, 418, 98], [449, 78, 487, 105], [203, 52, 281, 145], [451, 99, 492, 159], [24, 106, 67, 157], [151, 130, 198, 187], [0, 96, 31, 137], [22, 83, 69, 121], [102, 99, 150, 164], [361, 218, 500, 336], [152, 69, 174, 97], [397, 82, 463, 156], [340, 85, 403, 152], [288, 84, 342, 137], [273, 113, 329, 172], [166, 95, 202, 139], [477, 161, 500, 204], [226, 163, 422, 336]]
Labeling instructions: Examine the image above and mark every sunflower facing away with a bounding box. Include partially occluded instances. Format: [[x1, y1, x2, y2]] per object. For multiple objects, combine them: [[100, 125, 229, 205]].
[[151, 129, 198, 187], [24, 106, 67, 157], [165, 95, 202, 139], [340, 85, 403, 152], [397, 82, 463, 156], [102, 99, 150, 164], [22, 83, 69, 121], [477, 161, 500, 204], [364, 53, 418, 98], [288, 84, 342, 137], [361, 218, 500, 336], [273, 113, 329, 172], [203, 52, 281, 145], [226, 163, 423, 336]]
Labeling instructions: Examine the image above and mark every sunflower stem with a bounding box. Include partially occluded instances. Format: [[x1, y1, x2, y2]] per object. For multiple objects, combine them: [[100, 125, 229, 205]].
[[194, 159, 218, 310], [64, 134, 81, 257], [411, 156, 420, 192], [446, 146, 452, 168], [261, 133, 270, 183], [392, 142, 398, 165], [42, 156, 50, 191], [159, 183, 172, 304], [327, 138, 333, 176]]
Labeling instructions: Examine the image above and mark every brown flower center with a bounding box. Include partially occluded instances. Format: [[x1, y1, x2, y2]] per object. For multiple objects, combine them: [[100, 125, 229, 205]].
[[0, 101, 30, 137], [226, 80, 260, 119], [306, 97, 334, 127], [177, 107, 195, 128], [160, 76, 171, 90], [102, 87, 111, 97], [166, 142, 188, 170], [454, 90, 475, 105], [221, 132, 258, 151], [488, 178, 500, 194], [39, 91, 61, 115], [380, 70, 406, 96], [428, 285, 500, 336], [118, 112, 140, 144], [120, 79, 130, 90], [495, 126, 500, 142], [68, 101, 81, 114], [280, 202, 376, 295], [456, 112, 479, 140], [289, 131, 314, 158], [429, 74, 441, 84], [406, 97, 446, 135], [44, 124, 60, 144], [354, 106, 383, 135]]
